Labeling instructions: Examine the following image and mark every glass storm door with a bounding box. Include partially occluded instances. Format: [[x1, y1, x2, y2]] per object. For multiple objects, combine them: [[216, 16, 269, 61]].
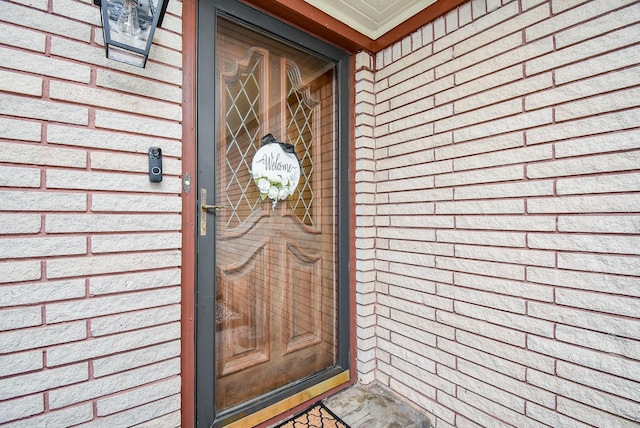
[[196, 1, 350, 426]]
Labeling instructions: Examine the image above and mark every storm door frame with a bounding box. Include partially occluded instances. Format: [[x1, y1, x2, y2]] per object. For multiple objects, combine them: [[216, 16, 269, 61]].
[[195, 0, 351, 426]]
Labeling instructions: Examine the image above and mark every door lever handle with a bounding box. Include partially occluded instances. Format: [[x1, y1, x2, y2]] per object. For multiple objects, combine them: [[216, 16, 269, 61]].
[[201, 204, 226, 211]]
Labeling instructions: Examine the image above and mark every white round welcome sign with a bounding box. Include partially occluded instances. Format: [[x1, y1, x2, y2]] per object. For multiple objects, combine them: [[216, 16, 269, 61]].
[[252, 142, 301, 209]]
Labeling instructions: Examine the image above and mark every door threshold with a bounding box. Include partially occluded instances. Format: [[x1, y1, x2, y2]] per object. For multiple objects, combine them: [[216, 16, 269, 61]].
[[225, 370, 350, 427]]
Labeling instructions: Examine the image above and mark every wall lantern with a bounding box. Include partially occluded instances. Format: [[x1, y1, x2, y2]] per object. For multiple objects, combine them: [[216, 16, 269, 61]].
[[94, 0, 168, 68]]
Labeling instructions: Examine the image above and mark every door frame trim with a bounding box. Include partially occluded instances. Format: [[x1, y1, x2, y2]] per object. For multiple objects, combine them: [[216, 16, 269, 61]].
[[182, 1, 356, 426]]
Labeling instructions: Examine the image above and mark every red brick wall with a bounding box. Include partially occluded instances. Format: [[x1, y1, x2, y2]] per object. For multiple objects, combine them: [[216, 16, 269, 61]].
[[355, 0, 640, 425]]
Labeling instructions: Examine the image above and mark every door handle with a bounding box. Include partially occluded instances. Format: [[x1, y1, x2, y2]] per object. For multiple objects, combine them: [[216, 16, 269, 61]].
[[200, 188, 225, 236], [202, 204, 226, 211]]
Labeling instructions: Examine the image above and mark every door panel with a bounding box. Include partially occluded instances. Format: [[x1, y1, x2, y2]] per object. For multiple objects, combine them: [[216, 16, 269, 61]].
[[213, 17, 338, 412], [196, 2, 350, 425]]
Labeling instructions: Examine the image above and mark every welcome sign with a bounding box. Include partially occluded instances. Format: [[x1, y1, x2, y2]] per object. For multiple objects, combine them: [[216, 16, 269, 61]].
[[252, 139, 301, 209]]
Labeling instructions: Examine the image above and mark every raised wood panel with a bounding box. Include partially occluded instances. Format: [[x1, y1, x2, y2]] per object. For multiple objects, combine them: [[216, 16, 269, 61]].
[[283, 241, 323, 354], [217, 242, 270, 377]]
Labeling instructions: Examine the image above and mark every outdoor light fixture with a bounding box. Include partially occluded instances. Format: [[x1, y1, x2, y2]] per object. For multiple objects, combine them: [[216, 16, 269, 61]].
[[94, 0, 168, 68]]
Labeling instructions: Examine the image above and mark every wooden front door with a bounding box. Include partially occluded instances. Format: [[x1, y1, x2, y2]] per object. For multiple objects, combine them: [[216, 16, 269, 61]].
[[196, 2, 350, 425]]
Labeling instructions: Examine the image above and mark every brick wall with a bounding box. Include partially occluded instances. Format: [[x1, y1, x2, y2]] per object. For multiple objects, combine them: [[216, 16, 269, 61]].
[[0, 0, 183, 426], [356, 0, 640, 426]]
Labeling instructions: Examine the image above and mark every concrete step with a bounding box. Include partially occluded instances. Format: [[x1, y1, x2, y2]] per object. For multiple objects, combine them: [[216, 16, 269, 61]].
[[323, 383, 431, 428]]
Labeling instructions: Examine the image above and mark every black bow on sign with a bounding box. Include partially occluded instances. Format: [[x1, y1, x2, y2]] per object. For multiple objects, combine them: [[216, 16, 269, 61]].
[[261, 134, 301, 168]]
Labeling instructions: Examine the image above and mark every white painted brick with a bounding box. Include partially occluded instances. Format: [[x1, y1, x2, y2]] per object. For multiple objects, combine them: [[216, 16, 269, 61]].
[[557, 87, 640, 122], [133, 409, 181, 428], [437, 391, 504, 427], [46, 250, 181, 279], [558, 215, 640, 234], [0, 259, 41, 284], [388, 239, 453, 257], [560, 288, 640, 321], [0, 321, 86, 354], [51, 36, 182, 86], [52, 0, 101, 25], [96, 69, 182, 103], [456, 388, 539, 428], [439, 283, 526, 313], [454, 180, 554, 200], [47, 125, 182, 157], [459, 73, 553, 114], [529, 302, 640, 340], [11, 0, 48, 11], [0, 279, 85, 307], [46, 169, 181, 193], [527, 369, 640, 422], [3, 403, 93, 428], [75, 394, 180, 428], [0, 165, 40, 188], [50, 81, 182, 121], [529, 233, 640, 256], [0, 141, 86, 168], [526, 402, 592, 428], [557, 397, 639, 428], [97, 376, 181, 416], [438, 99, 523, 134], [0, 395, 43, 424], [377, 149, 435, 171], [526, 66, 640, 111], [455, 37, 554, 84], [0, 117, 41, 142], [393, 355, 454, 396], [454, 272, 553, 302], [389, 307, 455, 340], [47, 321, 180, 366], [377, 68, 435, 105], [526, 24, 640, 75], [91, 304, 180, 336], [528, 194, 640, 214], [0, 69, 42, 96], [0, 351, 42, 377], [558, 252, 640, 277], [555, 44, 640, 85], [387, 188, 452, 205], [0, 93, 88, 125], [0, 306, 41, 331], [438, 338, 526, 381], [558, 129, 640, 158], [437, 310, 525, 346], [46, 286, 180, 323], [551, 0, 590, 14], [456, 301, 554, 337], [527, 267, 640, 297], [436, 165, 523, 187], [557, 172, 640, 196], [436, 199, 524, 215], [437, 255, 524, 280], [455, 244, 555, 267], [0, 236, 86, 259], [46, 214, 181, 233], [378, 294, 436, 320], [49, 358, 180, 409], [437, 32, 523, 80], [91, 232, 181, 253], [457, 330, 555, 374], [527, 108, 640, 145], [435, 132, 524, 161], [456, 214, 556, 231], [557, 361, 640, 403], [0, 363, 88, 401], [0, 46, 90, 84], [453, 109, 553, 143], [380, 360, 437, 399], [0, 22, 46, 52], [527, 0, 638, 44], [95, 110, 181, 140], [436, 65, 520, 108], [377, 337, 436, 374], [436, 2, 521, 54], [459, 359, 556, 408], [0, 1, 91, 42], [93, 340, 181, 378], [91, 193, 182, 212]]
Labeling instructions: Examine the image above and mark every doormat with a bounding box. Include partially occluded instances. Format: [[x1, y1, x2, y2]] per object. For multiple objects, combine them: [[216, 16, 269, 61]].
[[274, 402, 350, 428]]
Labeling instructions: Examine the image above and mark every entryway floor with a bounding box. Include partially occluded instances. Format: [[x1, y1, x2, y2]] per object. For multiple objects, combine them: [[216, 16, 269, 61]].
[[322, 383, 432, 428]]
